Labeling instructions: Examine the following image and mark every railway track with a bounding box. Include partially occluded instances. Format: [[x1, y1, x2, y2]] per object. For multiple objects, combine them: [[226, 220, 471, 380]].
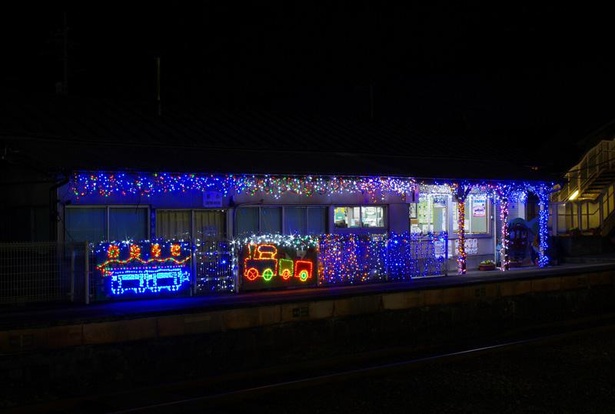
[[6, 312, 615, 414]]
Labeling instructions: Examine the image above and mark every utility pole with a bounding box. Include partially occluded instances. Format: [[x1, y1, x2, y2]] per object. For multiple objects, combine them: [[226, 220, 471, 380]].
[[369, 83, 375, 120], [62, 11, 68, 95], [56, 11, 68, 95], [157, 57, 162, 116]]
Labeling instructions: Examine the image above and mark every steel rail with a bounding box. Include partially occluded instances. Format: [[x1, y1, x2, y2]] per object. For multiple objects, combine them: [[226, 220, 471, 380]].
[[5, 313, 615, 413], [106, 315, 615, 414]]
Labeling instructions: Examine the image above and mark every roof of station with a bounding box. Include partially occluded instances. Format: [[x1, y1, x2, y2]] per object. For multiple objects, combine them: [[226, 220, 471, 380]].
[[1, 94, 556, 183]]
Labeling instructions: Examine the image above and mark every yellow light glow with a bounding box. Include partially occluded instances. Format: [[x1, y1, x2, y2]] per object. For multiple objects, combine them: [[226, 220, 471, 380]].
[[569, 190, 579, 201]]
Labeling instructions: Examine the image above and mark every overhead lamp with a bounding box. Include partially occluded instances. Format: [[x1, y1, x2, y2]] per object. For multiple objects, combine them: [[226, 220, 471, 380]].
[[569, 189, 579, 201]]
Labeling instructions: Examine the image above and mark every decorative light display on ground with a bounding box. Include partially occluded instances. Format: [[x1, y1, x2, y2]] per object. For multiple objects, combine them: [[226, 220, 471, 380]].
[[243, 244, 313, 281], [318, 234, 381, 285], [195, 239, 235, 294], [385, 232, 448, 280], [95, 240, 192, 297], [318, 232, 448, 284], [231, 232, 449, 290], [236, 235, 319, 291]]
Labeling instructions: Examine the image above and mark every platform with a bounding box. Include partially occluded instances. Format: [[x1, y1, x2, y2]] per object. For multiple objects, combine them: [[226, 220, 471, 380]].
[[1, 258, 615, 355]]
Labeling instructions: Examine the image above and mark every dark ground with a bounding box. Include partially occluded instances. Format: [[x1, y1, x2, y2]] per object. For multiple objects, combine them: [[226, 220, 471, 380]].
[[205, 326, 615, 414], [4, 317, 614, 413]]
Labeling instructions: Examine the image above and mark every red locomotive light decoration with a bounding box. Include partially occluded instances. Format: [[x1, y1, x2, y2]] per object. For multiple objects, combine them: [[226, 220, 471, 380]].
[[244, 244, 278, 281], [243, 243, 314, 284]]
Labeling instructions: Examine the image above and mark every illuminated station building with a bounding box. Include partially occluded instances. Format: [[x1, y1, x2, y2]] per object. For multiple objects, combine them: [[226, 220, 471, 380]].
[[4, 101, 556, 299]]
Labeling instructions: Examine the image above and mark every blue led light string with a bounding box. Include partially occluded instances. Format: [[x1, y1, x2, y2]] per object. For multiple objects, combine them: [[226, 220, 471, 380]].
[[70, 172, 419, 200], [195, 239, 235, 293], [386, 233, 411, 280], [317, 232, 446, 285], [79, 173, 555, 284], [529, 183, 551, 268]]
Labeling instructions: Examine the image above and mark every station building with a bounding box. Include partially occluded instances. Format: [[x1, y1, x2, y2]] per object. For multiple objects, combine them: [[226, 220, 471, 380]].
[[2, 97, 557, 299]]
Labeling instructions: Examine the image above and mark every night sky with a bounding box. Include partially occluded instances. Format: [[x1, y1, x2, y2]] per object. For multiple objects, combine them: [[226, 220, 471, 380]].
[[3, 3, 615, 166]]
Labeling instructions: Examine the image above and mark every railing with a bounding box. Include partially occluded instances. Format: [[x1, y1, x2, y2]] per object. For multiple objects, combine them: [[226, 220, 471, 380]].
[[318, 232, 449, 285], [553, 139, 615, 237], [195, 240, 235, 294], [0, 242, 90, 305], [556, 139, 615, 202]]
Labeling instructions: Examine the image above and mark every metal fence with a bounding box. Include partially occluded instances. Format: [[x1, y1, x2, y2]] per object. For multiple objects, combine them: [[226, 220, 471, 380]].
[[0, 242, 90, 305], [318, 232, 448, 285], [195, 240, 235, 294]]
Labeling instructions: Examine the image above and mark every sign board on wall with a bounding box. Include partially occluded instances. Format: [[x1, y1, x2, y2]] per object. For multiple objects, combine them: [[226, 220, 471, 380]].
[[203, 191, 223, 208]]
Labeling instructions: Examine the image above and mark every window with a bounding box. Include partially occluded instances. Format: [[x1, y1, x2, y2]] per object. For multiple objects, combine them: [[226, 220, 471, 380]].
[[284, 207, 306, 234], [156, 210, 192, 239], [307, 207, 327, 234], [412, 195, 449, 234], [156, 210, 226, 240], [286, 206, 327, 235], [109, 208, 148, 241], [261, 207, 282, 234], [236, 206, 327, 236], [334, 206, 386, 229], [468, 195, 488, 234], [65, 206, 148, 243], [453, 195, 489, 234], [412, 193, 489, 235], [65, 207, 106, 243], [236, 207, 259, 236]]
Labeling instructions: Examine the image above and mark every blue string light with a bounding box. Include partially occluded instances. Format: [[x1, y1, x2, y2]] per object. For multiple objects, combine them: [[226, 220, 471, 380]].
[[71, 172, 419, 200], [81, 172, 556, 295], [319, 232, 448, 284]]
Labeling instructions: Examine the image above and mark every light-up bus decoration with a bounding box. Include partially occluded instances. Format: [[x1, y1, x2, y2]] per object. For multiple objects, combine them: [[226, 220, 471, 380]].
[[241, 243, 317, 290], [95, 240, 192, 297]]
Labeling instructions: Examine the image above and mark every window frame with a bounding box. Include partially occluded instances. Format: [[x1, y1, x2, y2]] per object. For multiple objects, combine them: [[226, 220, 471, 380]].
[[234, 205, 328, 236], [155, 209, 227, 241], [412, 191, 492, 237], [453, 194, 490, 235], [64, 205, 150, 243], [412, 194, 450, 234], [333, 205, 387, 231]]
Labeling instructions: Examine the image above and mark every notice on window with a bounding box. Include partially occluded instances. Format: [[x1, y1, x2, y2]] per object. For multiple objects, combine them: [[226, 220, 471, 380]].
[[473, 198, 486, 217], [452, 238, 478, 255]]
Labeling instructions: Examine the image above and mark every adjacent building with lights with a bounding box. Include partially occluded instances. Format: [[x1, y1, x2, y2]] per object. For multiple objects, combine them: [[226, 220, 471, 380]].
[[550, 125, 615, 255]]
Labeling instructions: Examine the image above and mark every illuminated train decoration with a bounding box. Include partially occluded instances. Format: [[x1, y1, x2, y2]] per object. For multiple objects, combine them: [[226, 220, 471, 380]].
[[93, 233, 448, 298], [95, 241, 192, 297], [242, 243, 315, 289]]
